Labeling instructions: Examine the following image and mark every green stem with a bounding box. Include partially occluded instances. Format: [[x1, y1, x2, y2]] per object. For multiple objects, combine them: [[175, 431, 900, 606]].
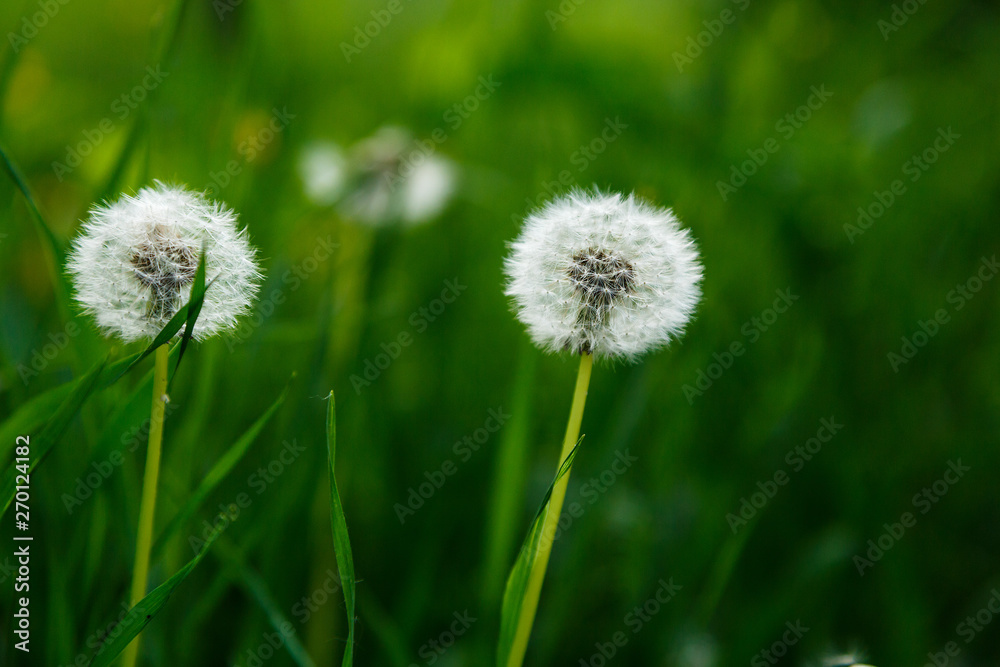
[[506, 352, 593, 667], [121, 344, 170, 667]]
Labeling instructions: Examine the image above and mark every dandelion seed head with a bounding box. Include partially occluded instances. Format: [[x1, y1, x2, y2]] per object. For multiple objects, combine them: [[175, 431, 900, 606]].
[[504, 189, 703, 360], [298, 141, 347, 206], [66, 181, 262, 342], [336, 126, 456, 227]]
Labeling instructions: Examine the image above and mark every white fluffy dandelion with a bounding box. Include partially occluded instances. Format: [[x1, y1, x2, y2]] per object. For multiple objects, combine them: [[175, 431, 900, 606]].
[[499, 190, 703, 667], [299, 141, 348, 206], [335, 126, 456, 226], [504, 189, 703, 360], [67, 182, 261, 342]]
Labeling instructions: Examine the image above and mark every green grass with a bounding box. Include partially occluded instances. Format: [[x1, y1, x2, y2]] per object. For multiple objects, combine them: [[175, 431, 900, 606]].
[[1, 0, 1000, 665]]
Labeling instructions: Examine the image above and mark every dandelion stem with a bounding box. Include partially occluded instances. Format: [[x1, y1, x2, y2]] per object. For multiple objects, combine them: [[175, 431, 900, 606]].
[[122, 343, 170, 667], [507, 352, 593, 667]]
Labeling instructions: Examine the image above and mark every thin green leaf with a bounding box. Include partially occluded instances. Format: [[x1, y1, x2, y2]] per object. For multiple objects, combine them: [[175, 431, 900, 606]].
[[0, 345, 183, 468], [151, 379, 291, 556], [0, 142, 76, 326], [326, 391, 356, 667], [0, 357, 107, 517], [86, 519, 223, 667], [0, 142, 64, 262], [495, 438, 582, 667], [170, 245, 207, 390]]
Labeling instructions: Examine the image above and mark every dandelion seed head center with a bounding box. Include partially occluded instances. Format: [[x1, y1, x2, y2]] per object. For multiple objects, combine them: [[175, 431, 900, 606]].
[[568, 247, 636, 309], [129, 235, 198, 291]]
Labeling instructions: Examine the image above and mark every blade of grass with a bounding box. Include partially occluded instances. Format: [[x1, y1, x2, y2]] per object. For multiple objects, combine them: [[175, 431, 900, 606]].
[[0, 142, 64, 263], [0, 142, 76, 325], [85, 516, 224, 667], [326, 391, 356, 667], [169, 245, 207, 390], [0, 344, 183, 468], [496, 438, 582, 667], [0, 356, 106, 517], [151, 378, 292, 557]]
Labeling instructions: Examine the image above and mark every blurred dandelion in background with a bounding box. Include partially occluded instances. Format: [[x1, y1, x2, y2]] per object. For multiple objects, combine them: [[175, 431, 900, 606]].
[[298, 126, 456, 226]]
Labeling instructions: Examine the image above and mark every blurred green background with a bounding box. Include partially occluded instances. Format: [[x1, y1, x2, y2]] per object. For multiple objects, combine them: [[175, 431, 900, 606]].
[[1, 0, 999, 665]]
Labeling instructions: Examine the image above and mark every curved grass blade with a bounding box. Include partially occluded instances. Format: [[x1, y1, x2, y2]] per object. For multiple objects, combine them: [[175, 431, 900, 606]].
[[0, 142, 76, 325], [0, 345, 182, 467], [495, 438, 582, 667], [169, 245, 207, 390], [151, 378, 291, 557], [326, 391, 356, 667], [0, 357, 106, 517], [0, 142, 64, 263], [86, 517, 223, 667]]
